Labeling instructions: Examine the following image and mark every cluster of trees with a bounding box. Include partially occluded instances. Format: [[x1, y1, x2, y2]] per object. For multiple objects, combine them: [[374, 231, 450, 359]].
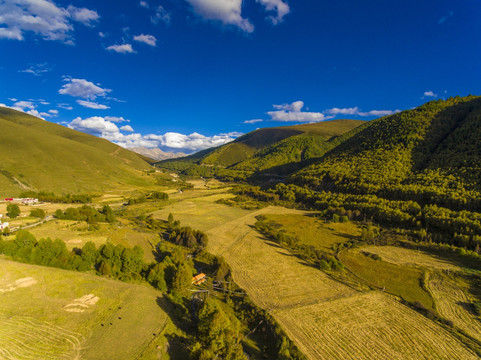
[[29, 209, 46, 219], [254, 216, 344, 271], [169, 227, 208, 248], [127, 191, 169, 205], [240, 183, 481, 252], [19, 191, 92, 204], [54, 205, 115, 224]]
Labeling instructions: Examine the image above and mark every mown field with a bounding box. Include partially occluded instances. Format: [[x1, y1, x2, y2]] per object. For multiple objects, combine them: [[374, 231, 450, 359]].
[[262, 213, 360, 252], [0, 259, 177, 360], [151, 188, 479, 359]]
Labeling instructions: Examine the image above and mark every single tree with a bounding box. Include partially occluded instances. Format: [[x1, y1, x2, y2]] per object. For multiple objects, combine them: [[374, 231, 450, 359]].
[[7, 203, 20, 219]]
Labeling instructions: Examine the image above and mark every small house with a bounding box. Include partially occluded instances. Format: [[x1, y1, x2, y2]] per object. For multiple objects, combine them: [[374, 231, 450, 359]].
[[191, 273, 207, 285]]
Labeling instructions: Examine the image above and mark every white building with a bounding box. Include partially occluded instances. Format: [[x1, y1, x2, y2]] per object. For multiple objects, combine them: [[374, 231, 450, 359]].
[[0, 221, 9, 231]]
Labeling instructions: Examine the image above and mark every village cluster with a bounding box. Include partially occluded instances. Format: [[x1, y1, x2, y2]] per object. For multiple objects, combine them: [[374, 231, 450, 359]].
[[0, 197, 39, 231]]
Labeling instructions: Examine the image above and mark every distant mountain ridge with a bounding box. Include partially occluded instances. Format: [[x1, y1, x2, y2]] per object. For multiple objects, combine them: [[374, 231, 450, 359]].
[[130, 147, 187, 161], [0, 107, 152, 196], [156, 119, 365, 177]]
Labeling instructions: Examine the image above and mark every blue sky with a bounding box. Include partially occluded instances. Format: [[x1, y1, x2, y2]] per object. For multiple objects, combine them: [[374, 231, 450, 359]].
[[1, 0, 480, 153]]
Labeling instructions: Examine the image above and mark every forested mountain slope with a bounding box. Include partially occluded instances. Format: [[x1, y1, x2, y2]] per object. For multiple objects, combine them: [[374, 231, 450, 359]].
[[292, 96, 481, 210], [156, 120, 364, 177], [0, 107, 152, 196]]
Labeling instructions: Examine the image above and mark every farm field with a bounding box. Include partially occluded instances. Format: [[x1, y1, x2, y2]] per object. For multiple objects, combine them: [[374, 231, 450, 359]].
[[429, 273, 481, 343], [273, 292, 478, 360], [360, 245, 464, 271], [27, 220, 159, 262], [0, 259, 176, 360], [262, 213, 360, 251], [338, 248, 434, 309], [151, 189, 479, 359]]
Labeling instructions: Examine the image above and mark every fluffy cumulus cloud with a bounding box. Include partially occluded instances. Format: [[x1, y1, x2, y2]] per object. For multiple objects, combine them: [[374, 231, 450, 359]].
[[0, 99, 58, 120], [68, 116, 120, 134], [268, 101, 329, 122], [256, 0, 290, 24], [134, 34, 157, 47], [120, 125, 134, 132], [423, 91, 437, 98], [325, 106, 400, 117], [67, 5, 100, 27], [145, 132, 239, 151], [107, 43, 135, 54], [0, 0, 98, 43], [59, 78, 111, 100], [251, 100, 401, 124], [66, 116, 240, 152], [76, 100, 110, 110], [185, 0, 254, 33]]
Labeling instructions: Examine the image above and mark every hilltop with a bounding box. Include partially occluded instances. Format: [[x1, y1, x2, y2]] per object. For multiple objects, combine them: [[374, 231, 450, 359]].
[[156, 119, 365, 178], [0, 107, 152, 196]]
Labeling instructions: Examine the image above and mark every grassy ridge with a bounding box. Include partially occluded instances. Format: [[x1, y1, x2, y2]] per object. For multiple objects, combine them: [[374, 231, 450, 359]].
[[0, 108, 152, 196], [156, 120, 364, 174]]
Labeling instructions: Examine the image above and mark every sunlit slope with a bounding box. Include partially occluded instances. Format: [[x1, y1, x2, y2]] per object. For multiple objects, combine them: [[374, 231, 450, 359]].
[[293, 96, 481, 197], [157, 120, 364, 172], [0, 107, 152, 195]]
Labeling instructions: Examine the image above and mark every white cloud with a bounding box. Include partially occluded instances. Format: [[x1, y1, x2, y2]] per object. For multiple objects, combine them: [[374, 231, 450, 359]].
[[105, 116, 129, 123], [13, 100, 35, 110], [67, 6, 99, 27], [151, 5, 171, 25], [325, 106, 399, 117], [107, 44, 135, 54], [120, 125, 134, 132], [140, 1, 149, 9], [58, 103, 73, 110], [145, 132, 238, 151], [68, 116, 120, 134], [59, 78, 111, 100], [0, 0, 98, 43], [98, 31, 106, 38], [423, 91, 437, 98], [268, 101, 329, 122], [49, 109, 58, 114], [134, 34, 157, 47], [185, 0, 254, 33], [256, 0, 290, 24], [244, 119, 264, 124], [76, 100, 110, 110], [20, 63, 51, 76]]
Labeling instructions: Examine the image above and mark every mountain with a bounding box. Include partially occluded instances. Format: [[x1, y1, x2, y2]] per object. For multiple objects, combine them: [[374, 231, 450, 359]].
[[156, 120, 365, 177], [130, 147, 187, 161], [292, 96, 481, 206], [0, 107, 152, 196]]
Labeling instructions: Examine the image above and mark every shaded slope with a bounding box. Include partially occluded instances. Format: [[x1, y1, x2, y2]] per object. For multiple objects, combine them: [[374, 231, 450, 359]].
[[0, 107, 151, 195], [156, 120, 364, 176], [292, 96, 481, 205]]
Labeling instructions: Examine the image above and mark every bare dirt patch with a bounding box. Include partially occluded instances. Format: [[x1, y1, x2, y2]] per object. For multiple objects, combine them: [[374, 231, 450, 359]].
[[0, 277, 37, 292]]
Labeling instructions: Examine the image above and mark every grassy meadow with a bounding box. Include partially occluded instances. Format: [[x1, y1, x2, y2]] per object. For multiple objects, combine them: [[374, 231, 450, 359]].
[[0, 259, 178, 360]]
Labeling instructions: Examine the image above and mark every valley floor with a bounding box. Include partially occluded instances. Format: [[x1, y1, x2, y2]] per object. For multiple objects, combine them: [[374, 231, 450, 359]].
[[154, 189, 480, 360]]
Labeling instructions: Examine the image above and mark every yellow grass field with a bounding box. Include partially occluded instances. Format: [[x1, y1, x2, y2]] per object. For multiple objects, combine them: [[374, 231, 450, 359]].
[[148, 188, 481, 359], [263, 213, 360, 251], [273, 292, 478, 360], [0, 259, 175, 359], [360, 245, 463, 271], [428, 273, 481, 343]]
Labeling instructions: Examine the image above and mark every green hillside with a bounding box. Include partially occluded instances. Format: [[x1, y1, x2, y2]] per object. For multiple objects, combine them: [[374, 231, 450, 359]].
[[0, 107, 152, 196], [293, 96, 481, 206], [156, 120, 364, 177]]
